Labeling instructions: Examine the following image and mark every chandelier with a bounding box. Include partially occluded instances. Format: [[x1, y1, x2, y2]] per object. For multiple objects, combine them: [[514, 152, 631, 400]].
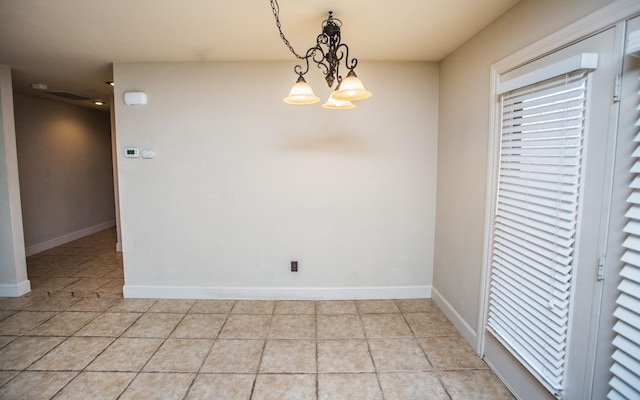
[[270, 0, 372, 109]]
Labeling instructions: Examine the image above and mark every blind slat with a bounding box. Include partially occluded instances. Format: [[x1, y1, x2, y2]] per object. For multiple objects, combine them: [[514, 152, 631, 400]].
[[621, 251, 640, 270], [626, 192, 640, 205], [493, 257, 572, 299], [500, 169, 580, 186], [620, 263, 640, 282], [500, 135, 583, 150], [500, 154, 582, 166], [498, 182, 579, 205], [498, 197, 577, 223], [609, 376, 637, 399], [502, 120, 585, 135], [501, 162, 581, 175], [502, 127, 584, 142], [495, 219, 574, 249], [494, 242, 573, 277], [503, 97, 585, 119], [624, 205, 640, 221], [499, 176, 580, 195], [623, 219, 640, 235], [496, 212, 574, 240], [502, 111, 585, 133], [489, 290, 567, 346], [615, 293, 640, 314], [494, 233, 573, 267], [612, 338, 640, 371]]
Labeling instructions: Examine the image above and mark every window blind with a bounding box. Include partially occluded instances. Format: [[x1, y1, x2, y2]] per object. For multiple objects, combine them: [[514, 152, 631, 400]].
[[488, 69, 590, 399], [608, 70, 640, 399]]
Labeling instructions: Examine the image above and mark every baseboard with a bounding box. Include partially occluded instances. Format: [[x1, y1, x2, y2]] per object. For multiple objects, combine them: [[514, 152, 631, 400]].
[[123, 285, 431, 300], [25, 220, 116, 256], [431, 286, 478, 350], [115, 242, 122, 252], [0, 280, 31, 297]]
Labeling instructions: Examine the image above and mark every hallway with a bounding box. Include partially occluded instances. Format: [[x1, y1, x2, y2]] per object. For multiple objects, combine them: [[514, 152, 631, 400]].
[[26, 229, 123, 299]]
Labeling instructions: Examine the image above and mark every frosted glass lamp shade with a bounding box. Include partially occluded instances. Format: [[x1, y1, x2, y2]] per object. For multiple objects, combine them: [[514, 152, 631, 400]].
[[283, 76, 320, 105], [322, 92, 355, 109], [332, 70, 372, 101]]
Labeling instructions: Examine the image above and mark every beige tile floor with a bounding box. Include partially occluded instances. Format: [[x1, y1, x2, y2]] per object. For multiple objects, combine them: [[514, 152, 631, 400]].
[[0, 229, 514, 399]]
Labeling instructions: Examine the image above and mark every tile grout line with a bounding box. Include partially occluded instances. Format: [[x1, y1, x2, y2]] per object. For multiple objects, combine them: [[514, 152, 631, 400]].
[[362, 303, 387, 400], [181, 303, 235, 399], [398, 304, 440, 376], [44, 300, 144, 400], [115, 301, 191, 399], [247, 303, 274, 400], [47, 370, 83, 400], [314, 302, 319, 400], [23, 333, 114, 399], [400, 303, 471, 400], [435, 372, 455, 400]]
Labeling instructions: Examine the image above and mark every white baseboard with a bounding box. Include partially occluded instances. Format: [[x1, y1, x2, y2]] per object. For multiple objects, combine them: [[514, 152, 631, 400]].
[[25, 220, 116, 256], [115, 242, 122, 252], [123, 285, 431, 300], [431, 286, 478, 350], [0, 280, 31, 297]]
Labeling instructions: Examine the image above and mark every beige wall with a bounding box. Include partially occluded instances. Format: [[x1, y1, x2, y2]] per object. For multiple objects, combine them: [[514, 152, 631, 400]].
[[114, 61, 439, 299], [14, 94, 115, 254], [434, 0, 614, 342]]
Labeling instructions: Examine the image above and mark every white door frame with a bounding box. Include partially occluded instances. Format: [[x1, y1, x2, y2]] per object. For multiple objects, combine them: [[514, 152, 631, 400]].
[[477, 0, 640, 397]]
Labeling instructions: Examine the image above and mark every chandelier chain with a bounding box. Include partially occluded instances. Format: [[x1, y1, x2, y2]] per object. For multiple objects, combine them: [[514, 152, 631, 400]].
[[270, 0, 307, 60]]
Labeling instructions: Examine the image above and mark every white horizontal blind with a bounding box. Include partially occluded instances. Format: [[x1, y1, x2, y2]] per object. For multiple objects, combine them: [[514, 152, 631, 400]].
[[608, 71, 640, 399], [488, 70, 590, 399]]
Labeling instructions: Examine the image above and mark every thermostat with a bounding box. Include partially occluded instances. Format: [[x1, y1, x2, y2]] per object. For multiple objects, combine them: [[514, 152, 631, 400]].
[[124, 148, 139, 158]]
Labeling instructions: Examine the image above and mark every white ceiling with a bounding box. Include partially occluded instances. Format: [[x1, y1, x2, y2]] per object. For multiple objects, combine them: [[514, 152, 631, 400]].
[[0, 0, 518, 109]]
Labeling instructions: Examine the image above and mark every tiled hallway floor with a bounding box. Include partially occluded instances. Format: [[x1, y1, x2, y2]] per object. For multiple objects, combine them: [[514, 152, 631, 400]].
[[0, 229, 513, 399]]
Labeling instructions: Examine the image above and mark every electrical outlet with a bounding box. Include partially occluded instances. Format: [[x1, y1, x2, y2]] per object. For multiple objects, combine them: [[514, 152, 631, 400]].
[[291, 261, 298, 272]]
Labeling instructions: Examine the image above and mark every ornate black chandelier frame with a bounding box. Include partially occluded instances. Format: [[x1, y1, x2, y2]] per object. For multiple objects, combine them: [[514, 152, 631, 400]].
[[270, 0, 371, 107], [292, 11, 357, 89]]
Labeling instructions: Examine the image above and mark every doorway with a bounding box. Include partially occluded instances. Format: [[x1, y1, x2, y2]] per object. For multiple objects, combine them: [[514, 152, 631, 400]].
[[481, 26, 622, 399]]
